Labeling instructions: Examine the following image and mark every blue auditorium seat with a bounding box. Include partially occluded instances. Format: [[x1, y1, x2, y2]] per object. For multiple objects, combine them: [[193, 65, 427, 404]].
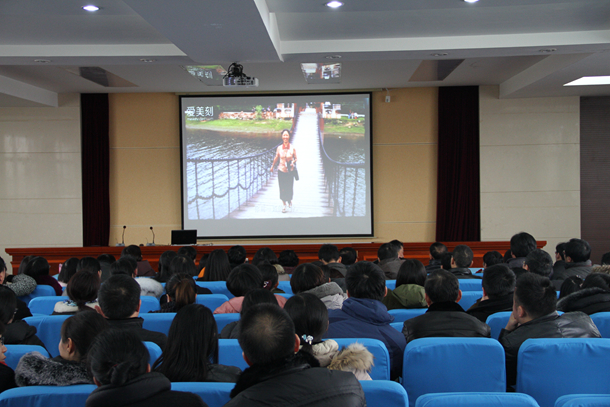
[[218, 339, 248, 370], [28, 296, 68, 315], [139, 295, 160, 313], [388, 308, 427, 323], [415, 392, 540, 407], [275, 293, 293, 300], [516, 338, 610, 407], [459, 278, 483, 291], [391, 322, 403, 332], [457, 291, 482, 311], [4, 345, 49, 370], [214, 313, 240, 331], [23, 315, 70, 357], [386, 280, 396, 290], [589, 312, 610, 338], [196, 281, 233, 298], [403, 338, 506, 407], [361, 380, 409, 407], [141, 313, 176, 336], [333, 338, 391, 380], [555, 394, 610, 407], [143, 341, 162, 366], [486, 311, 513, 340], [277, 281, 293, 294], [171, 382, 233, 407], [195, 294, 229, 310], [0, 384, 95, 407], [18, 285, 56, 305]]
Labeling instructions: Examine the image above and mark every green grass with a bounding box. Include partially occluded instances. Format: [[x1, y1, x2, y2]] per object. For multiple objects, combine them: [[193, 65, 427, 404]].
[[185, 119, 290, 133], [324, 118, 365, 134]]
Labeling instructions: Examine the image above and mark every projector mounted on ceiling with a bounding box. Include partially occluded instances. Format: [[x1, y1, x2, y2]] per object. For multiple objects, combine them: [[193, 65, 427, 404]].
[[223, 62, 259, 87]]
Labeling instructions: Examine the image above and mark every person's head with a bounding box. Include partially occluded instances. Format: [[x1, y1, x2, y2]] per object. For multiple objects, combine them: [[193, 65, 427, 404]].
[[157, 250, 178, 282], [77, 257, 101, 274], [241, 288, 279, 317], [377, 243, 398, 262], [258, 262, 279, 291], [96, 254, 116, 265], [227, 245, 247, 268], [503, 249, 513, 263], [165, 272, 197, 311], [58, 257, 79, 284], [0, 257, 5, 285], [97, 274, 141, 320], [121, 245, 142, 261], [345, 261, 386, 302], [239, 303, 297, 366], [440, 252, 453, 270], [18, 256, 33, 275], [278, 250, 299, 268], [0, 287, 17, 324], [290, 263, 326, 294], [582, 273, 610, 291], [430, 242, 448, 260], [339, 247, 357, 266], [483, 251, 504, 268], [524, 249, 553, 277], [424, 270, 461, 305], [318, 244, 340, 264], [451, 245, 473, 268], [59, 311, 108, 362], [555, 242, 567, 262], [252, 248, 278, 266], [281, 129, 291, 144], [169, 255, 197, 277], [0, 321, 7, 363], [198, 253, 209, 273], [177, 246, 197, 262], [201, 249, 231, 281], [284, 293, 328, 354], [482, 264, 516, 300], [601, 252, 610, 266], [396, 259, 426, 287], [24, 256, 50, 278], [559, 276, 583, 299], [513, 272, 557, 322], [226, 264, 263, 297], [153, 304, 219, 382], [88, 329, 150, 387], [389, 240, 404, 258], [66, 270, 101, 311], [510, 232, 537, 258], [110, 256, 137, 278], [564, 238, 591, 263]]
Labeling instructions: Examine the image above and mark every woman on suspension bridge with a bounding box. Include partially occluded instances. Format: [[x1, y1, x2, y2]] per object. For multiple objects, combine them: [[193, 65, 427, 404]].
[[270, 129, 298, 213]]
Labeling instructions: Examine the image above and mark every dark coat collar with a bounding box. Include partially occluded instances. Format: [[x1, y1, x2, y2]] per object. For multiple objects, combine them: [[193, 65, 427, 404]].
[[426, 301, 465, 313]]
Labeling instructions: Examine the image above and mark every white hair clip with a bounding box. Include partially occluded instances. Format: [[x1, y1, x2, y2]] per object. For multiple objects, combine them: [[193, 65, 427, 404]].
[[301, 334, 313, 345]]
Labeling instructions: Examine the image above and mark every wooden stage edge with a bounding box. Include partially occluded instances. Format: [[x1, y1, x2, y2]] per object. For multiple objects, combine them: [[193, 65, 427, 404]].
[[6, 241, 546, 275]]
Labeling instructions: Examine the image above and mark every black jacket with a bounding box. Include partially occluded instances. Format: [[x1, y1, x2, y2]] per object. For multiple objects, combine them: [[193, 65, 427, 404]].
[[86, 372, 206, 407], [224, 353, 365, 407], [499, 311, 601, 387], [425, 259, 442, 273], [106, 318, 167, 350], [557, 288, 610, 315], [15, 354, 91, 386], [450, 268, 482, 279], [4, 321, 46, 349], [552, 262, 592, 281], [0, 363, 16, 393], [402, 301, 491, 344], [467, 293, 514, 323]]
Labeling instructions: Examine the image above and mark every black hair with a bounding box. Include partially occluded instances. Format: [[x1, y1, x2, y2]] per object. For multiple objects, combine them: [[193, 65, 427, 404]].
[[555, 243, 567, 262], [165, 273, 197, 311], [345, 261, 385, 301], [0, 257, 5, 273], [396, 259, 426, 287], [227, 246, 247, 268], [0, 321, 5, 336], [110, 256, 136, 277], [339, 247, 357, 266], [58, 257, 79, 284], [198, 254, 209, 273], [241, 288, 278, 317], [483, 251, 504, 268], [318, 244, 340, 263], [565, 238, 591, 263], [121, 245, 142, 261], [504, 249, 513, 263], [252, 248, 278, 266], [601, 252, 610, 266], [61, 311, 108, 361], [377, 243, 398, 261], [169, 255, 197, 277], [510, 232, 537, 258], [177, 246, 197, 262], [153, 304, 218, 382], [290, 263, 325, 294], [425, 270, 460, 303], [284, 293, 328, 355], [452, 245, 473, 268], [278, 250, 299, 268], [239, 303, 295, 365], [156, 250, 178, 282], [559, 276, 583, 299], [226, 264, 263, 297], [200, 249, 231, 281], [430, 242, 448, 260], [482, 264, 515, 299], [97, 274, 141, 319], [258, 262, 279, 291], [389, 239, 403, 251], [440, 252, 453, 270], [0, 287, 17, 324], [524, 249, 553, 277], [24, 256, 50, 278], [18, 256, 33, 275], [515, 272, 557, 319], [66, 270, 101, 311], [88, 329, 149, 386], [96, 254, 116, 264], [582, 273, 610, 291]]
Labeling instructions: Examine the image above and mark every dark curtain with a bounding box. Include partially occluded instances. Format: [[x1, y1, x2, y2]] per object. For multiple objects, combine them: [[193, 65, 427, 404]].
[[81, 94, 110, 246], [435, 86, 480, 241]]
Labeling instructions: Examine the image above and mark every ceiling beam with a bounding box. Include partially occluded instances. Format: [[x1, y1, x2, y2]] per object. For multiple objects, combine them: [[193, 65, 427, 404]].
[[0, 75, 58, 107]]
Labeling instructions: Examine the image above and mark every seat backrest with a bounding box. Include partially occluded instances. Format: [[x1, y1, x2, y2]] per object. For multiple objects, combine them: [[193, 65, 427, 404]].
[[139, 295, 160, 313], [171, 382, 234, 407], [388, 308, 427, 323], [23, 315, 70, 357], [590, 312, 610, 338], [18, 285, 57, 305], [28, 296, 69, 315], [486, 311, 513, 340], [4, 345, 49, 370], [516, 338, 610, 407], [214, 313, 240, 332], [386, 280, 396, 290], [0, 384, 95, 407], [415, 392, 540, 407], [403, 338, 506, 407], [332, 338, 391, 380], [141, 313, 176, 336], [390, 322, 403, 332], [555, 394, 610, 407], [196, 294, 229, 310], [196, 281, 233, 298], [218, 339, 248, 370], [360, 380, 408, 407], [275, 293, 293, 300], [277, 281, 293, 294], [143, 341, 162, 367], [459, 279, 483, 291], [458, 291, 482, 311]]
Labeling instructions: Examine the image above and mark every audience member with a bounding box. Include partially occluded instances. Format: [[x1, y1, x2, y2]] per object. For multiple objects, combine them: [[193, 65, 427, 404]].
[[558, 276, 583, 300], [483, 251, 504, 269], [523, 249, 553, 278], [440, 252, 453, 271], [17, 256, 33, 276], [318, 244, 348, 278], [389, 240, 404, 259], [198, 249, 231, 282], [325, 261, 406, 380], [466, 264, 515, 322], [198, 253, 208, 274], [450, 245, 481, 279], [425, 242, 447, 272], [0, 257, 32, 321], [58, 257, 79, 288], [96, 254, 115, 283], [552, 238, 593, 281], [402, 270, 490, 343], [553, 242, 567, 278], [177, 246, 198, 264], [152, 273, 196, 313], [220, 289, 279, 339], [0, 322, 16, 393], [121, 245, 155, 277], [557, 273, 610, 314], [225, 303, 365, 407], [153, 304, 241, 382], [154, 250, 178, 283], [53, 270, 101, 314], [86, 329, 206, 407], [114, 256, 164, 299], [23, 256, 62, 296], [602, 252, 610, 266], [339, 247, 357, 267], [96, 274, 167, 349], [252, 247, 288, 280], [383, 259, 427, 310], [507, 232, 537, 271], [258, 262, 283, 293], [227, 245, 247, 269], [77, 257, 101, 275], [166, 256, 210, 296], [0, 287, 45, 348], [278, 249, 299, 274], [290, 263, 346, 310], [377, 242, 404, 280], [15, 311, 108, 386], [499, 272, 600, 388]]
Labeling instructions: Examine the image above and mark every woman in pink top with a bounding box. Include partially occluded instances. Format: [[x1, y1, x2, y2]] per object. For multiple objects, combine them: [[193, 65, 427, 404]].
[[270, 129, 297, 213]]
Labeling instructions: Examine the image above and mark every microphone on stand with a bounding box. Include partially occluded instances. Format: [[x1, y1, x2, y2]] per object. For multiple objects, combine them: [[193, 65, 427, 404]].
[[116, 225, 126, 247], [147, 226, 156, 246]]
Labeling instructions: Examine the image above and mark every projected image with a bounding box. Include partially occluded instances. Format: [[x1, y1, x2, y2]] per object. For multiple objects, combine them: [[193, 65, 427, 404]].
[[301, 63, 341, 84], [180, 93, 371, 238]]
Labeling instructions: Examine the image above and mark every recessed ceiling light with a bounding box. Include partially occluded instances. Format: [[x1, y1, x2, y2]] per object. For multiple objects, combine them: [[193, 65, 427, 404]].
[[325, 55, 342, 59], [82, 5, 100, 11], [431, 53, 448, 57], [564, 76, 610, 86], [539, 48, 557, 53], [34, 59, 52, 63], [464, 0, 479, 3], [326, 1, 344, 8]]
